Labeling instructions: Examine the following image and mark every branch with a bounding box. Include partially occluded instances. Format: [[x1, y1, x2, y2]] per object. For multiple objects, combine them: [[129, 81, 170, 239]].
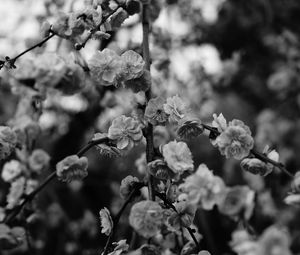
[[201, 123, 294, 178], [4, 136, 110, 224]]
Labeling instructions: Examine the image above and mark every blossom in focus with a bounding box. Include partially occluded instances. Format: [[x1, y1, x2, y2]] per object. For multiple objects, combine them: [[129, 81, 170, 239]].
[[88, 49, 123, 86], [145, 97, 168, 125], [167, 201, 197, 230], [162, 141, 194, 175], [0, 126, 17, 161], [217, 185, 255, 220], [99, 207, 113, 236], [120, 50, 145, 80], [129, 200, 163, 238], [56, 155, 88, 182], [177, 117, 204, 139], [1, 160, 23, 183], [258, 226, 292, 255], [179, 164, 225, 210], [120, 175, 140, 199], [28, 149, 50, 173], [212, 113, 227, 132], [108, 115, 143, 151], [240, 158, 272, 177], [163, 95, 187, 123], [92, 133, 121, 157], [147, 159, 175, 180], [215, 119, 254, 160]]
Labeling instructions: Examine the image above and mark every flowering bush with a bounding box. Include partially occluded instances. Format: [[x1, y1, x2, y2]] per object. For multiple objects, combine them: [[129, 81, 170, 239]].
[[0, 0, 300, 254]]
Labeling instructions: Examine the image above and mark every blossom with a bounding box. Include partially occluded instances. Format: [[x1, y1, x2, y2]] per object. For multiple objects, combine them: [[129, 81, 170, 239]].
[[107, 240, 129, 255], [162, 141, 194, 175], [129, 200, 163, 238], [240, 158, 272, 176], [108, 7, 129, 30], [230, 229, 258, 255], [179, 164, 225, 210], [25, 179, 39, 195], [123, 70, 151, 92], [28, 149, 50, 173], [177, 118, 204, 139], [1, 160, 23, 183], [108, 115, 143, 151], [284, 193, 300, 206], [147, 159, 175, 180], [99, 207, 113, 236], [0, 224, 25, 250], [163, 95, 187, 123], [291, 171, 300, 192], [92, 133, 121, 157], [120, 50, 145, 80], [135, 153, 147, 175], [88, 49, 123, 86], [6, 177, 26, 209], [0, 126, 17, 161], [56, 155, 88, 182], [145, 97, 168, 125], [120, 175, 140, 199], [215, 119, 254, 160], [217, 186, 255, 220], [212, 113, 227, 132], [258, 226, 292, 255], [167, 201, 197, 230]]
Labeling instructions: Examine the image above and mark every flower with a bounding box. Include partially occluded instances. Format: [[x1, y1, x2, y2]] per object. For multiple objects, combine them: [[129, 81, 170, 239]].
[[217, 186, 255, 220], [6, 177, 26, 209], [212, 113, 227, 132], [120, 50, 145, 80], [147, 159, 174, 180], [1, 160, 23, 183], [129, 200, 163, 238], [291, 171, 300, 192], [240, 158, 272, 176], [28, 149, 50, 173], [88, 49, 123, 86], [163, 95, 187, 123], [108, 115, 143, 151], [145, 97, 168, 125], [284, 193, 300, 206], [107, 240, 129, 255], [0, 126, 17, 161], [167, 201, 197, 230], [215, 119, 254, 160], [179, 164, 225, 210], [177, 118, 204, 139], [56, 155, 88, 182], [0, 224, 25, 250], [108, 7, 129, 30], [120, 175, 140, 199], [162, 141, 194, 175], [99, 207, 113, 236], [92, 133, 121, 157], [258, 226, 292, 255], [230, 229, 258, 255]]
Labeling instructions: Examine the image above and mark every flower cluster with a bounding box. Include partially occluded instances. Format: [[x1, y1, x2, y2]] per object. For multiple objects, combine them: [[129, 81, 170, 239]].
[[108, 115, 143, 152], [56, 155, 88, 182], [214, 118, 254, 160]]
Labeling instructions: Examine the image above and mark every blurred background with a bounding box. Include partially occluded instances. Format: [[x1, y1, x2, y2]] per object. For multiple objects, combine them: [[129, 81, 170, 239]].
[[1, 0, 300, 254]]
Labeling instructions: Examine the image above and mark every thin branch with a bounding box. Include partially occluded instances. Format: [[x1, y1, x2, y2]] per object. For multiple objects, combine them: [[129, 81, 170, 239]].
[[4, 136, 110, 224]]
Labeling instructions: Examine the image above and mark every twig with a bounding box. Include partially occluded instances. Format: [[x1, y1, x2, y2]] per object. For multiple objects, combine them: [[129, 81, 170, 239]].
[[4, 136, 110, 224]]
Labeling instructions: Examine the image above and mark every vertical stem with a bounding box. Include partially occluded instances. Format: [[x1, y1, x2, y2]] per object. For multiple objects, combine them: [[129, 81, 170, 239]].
[[142, 3, 155, 201]]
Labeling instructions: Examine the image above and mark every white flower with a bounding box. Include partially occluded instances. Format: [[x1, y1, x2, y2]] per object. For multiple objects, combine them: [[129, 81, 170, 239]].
[[99, 207, 113, 236], [1, 160, 23, 183], [163, 95, 187, 123]]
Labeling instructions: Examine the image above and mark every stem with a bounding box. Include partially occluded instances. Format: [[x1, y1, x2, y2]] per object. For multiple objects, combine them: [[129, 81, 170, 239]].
[[4, 137, 109, 224], [201, 123, 294, 178], [102, 185, 143, 255], [142, 3, 155, 201]]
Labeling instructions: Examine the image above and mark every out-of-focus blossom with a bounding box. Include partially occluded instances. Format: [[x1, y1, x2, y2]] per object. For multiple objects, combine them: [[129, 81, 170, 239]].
[[28, 149, 50, 173], [0, 126, 17, 161], [291, 171, 300, 192], [108, 115, 143, 152], [215, 120, 254, 160], [25, 179, 39, 195], [99, 207, 113, 236], [284, 193, 300, 206], [167, 201, 196, 230], [240, 158, 272, 177], [56, 155, 88, 182], [153, 126, 169, 148], [123, 70, 151, 92], [230, 229, 258, 255], [258, 226, 292, 255], [120, 50, 145, 80], [198, 251, 211, 255], [217, 186, 255, 220], [162, 141, 194, 175], [1, 160, 23, 183], [179, 164, 225, 210], [107, 239, 129, 255], [93, 133, 121, 157], [147, 159, 175, 180], [120, 175, 140, 199], [145, 97, 168, 125], [135, 153, 147, 175], [267, 68, 295, 92], [129, 200, 163, 238], [0, 224, 25, 250], [177, 118, 204, 139], [6, 177, 26, 209], [163, 95, 188, 123], [88, 49, 123, 86]]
